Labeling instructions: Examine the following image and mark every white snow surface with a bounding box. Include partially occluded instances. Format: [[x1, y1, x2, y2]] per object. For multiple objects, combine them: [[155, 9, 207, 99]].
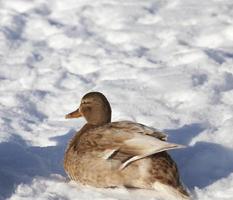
[[0, 0, 233, 199]]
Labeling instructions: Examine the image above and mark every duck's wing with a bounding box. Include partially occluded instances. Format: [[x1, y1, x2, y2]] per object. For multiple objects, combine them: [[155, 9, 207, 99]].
[[119, 134, 184, 170], [88, 121, 185, 170]]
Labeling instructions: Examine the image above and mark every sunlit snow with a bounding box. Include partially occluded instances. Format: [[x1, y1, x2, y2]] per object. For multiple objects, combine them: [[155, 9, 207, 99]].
[[0, 0, 233, 199]]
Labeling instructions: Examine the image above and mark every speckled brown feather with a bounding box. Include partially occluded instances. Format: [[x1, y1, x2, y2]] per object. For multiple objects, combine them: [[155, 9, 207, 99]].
[[64, 121, 188, 196], [149, 152, 189, 196]]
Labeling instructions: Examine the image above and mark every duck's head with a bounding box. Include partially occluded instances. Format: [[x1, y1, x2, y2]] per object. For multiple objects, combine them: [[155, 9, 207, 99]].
[[65, 92, 111, 125]]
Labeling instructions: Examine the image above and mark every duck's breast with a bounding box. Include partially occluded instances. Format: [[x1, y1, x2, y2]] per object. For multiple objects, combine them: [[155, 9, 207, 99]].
[[65, 144, 124, 187]]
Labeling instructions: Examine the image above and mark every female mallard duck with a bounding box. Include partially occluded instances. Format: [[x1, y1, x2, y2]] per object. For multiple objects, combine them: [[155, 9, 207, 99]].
[[64, 92, 189, 199]]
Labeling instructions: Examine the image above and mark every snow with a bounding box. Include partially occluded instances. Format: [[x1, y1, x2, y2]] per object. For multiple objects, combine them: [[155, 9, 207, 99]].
[[6, 175, 186, 200], [0, 0, 233, 199]]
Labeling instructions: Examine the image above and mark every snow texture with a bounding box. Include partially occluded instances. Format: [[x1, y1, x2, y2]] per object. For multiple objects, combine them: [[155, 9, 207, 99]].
[[0, 0, 233, 199]]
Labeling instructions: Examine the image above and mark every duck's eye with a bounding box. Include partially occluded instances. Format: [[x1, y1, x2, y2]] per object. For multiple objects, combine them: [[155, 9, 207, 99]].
[[82, 101, 90, 105]]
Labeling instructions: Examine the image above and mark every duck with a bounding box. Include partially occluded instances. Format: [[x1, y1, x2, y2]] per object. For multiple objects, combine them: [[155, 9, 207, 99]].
[[64, 92, 190, 199]]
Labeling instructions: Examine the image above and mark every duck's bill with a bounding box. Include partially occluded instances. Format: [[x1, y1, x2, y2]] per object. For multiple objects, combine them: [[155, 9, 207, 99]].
[[65, 108, 82, 119]]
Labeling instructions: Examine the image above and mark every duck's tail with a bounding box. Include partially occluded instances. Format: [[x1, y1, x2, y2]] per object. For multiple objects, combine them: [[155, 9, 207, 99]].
[[177, 184, 190, 199], [152, 182, 191, 200]]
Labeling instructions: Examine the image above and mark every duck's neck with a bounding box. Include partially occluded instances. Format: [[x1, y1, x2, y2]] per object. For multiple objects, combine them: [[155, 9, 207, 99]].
[[80, 123, 98, 132], [68, 123, 106, 151]]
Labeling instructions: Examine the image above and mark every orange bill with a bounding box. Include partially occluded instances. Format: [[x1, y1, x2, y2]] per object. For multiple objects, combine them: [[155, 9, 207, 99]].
[[65, 108, 82, 119]]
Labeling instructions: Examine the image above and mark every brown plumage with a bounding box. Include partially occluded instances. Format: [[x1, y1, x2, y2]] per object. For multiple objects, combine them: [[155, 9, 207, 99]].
[[64, 92, 189, 199]]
